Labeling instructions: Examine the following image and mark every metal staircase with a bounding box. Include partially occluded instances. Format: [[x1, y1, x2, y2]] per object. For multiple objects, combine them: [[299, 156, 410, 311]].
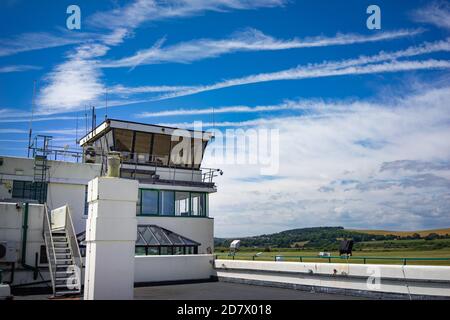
[[43, 205, 83, 297]]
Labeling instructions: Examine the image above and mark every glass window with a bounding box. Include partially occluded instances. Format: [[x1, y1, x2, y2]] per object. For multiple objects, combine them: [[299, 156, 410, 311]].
[[147, 247, 159, 255], [105, 130, 114, 151], [191, 193, 207, 216], [175, 192, 190, 216], [114, 129, 134, 161], [141, 190, 158, 215], [185, 246, 194, 255], [12, 180, 46, 202], [136, 189, 141, 215], [192, 138, 205, 170], [159, 191, 175, 216], [170, 136, 191, 168], [134, 132, 152, 163], [135, 247, 146, 256], [174, 246, 184, 255], [152, 134, 171, 166], [84, 185, 88, 215], [160, 247, 173, 255]]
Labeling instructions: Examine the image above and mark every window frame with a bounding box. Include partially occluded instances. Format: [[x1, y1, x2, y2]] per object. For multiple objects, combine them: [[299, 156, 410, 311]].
[[138, 188, 209, 217], [140, 189, 160, 216]]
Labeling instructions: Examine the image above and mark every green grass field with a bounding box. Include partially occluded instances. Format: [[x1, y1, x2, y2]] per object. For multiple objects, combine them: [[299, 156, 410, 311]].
[[214, 248, 450, 266]]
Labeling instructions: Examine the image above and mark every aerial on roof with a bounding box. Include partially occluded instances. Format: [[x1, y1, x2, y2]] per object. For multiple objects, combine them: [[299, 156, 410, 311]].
[[79, 119, 213, 147]]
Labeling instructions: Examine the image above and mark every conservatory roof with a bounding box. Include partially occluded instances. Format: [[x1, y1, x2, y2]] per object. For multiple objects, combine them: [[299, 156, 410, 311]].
[[136, 225, 200, 247]]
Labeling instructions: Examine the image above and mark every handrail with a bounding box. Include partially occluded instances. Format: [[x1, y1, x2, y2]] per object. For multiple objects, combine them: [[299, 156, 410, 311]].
[[102, 151, 221, 185], [43, 205, 56, 295], [65, 205, 82, 291], [214, 253, 450, 265]]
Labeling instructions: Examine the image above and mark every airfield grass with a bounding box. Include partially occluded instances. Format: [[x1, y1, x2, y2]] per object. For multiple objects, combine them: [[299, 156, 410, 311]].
[[214, 248, 450, 266]]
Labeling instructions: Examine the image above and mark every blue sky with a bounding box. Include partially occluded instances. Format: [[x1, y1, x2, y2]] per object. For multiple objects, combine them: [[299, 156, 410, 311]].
[[1, 0, 450, 236]]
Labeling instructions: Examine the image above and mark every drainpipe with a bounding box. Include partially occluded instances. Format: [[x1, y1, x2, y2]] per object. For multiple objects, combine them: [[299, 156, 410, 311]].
[[21, 202, 38, 280]]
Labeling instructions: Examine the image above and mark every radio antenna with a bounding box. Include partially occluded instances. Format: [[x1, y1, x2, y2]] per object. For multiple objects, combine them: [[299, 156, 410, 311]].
[[75, 112, 79, 144], [27, 80, 37, 158], [84, 105, 88, 135], [105, 89, 108, 120]]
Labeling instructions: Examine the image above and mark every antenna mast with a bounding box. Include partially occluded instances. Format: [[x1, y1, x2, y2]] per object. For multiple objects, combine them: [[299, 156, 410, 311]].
[[105, 89, 108, 120], [27, 80, 37, 158]]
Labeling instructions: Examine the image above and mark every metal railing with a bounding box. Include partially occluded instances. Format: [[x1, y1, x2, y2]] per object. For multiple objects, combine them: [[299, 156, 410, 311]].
[[99, 151, 222, 186], [65, 206, 82, 292], [42, 205, 56, 295], [214, 253, 450, 265]]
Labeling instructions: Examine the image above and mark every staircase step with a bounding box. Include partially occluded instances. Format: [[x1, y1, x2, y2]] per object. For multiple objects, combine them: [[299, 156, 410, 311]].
[[55, 284, 79, 289], [54, 247, 70, 251], [55, 290, 81, 296]]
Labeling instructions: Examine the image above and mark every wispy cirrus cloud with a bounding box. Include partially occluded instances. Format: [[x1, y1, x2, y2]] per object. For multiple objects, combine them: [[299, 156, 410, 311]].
[[411, 0, 450, 31], [109, 84, 197, 95], [101, 28, 423, 69], [35, 0, 286, 115], [88, 0, 286, 30], [155, 58, 450, 101], [204, 85, 450, 236], [0, 65, 41, 73], [0, 31, 95, 57], [137, 99, 329, 118], [107, 39, 450, 102]]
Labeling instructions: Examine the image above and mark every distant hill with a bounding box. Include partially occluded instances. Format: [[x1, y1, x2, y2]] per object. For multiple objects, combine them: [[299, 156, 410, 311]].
[[215, 226, 450, 249], [350, 228, 450, 237]]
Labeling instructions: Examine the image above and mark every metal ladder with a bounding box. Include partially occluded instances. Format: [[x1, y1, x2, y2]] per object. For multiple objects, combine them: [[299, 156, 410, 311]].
[[32, 135, 52, 203]]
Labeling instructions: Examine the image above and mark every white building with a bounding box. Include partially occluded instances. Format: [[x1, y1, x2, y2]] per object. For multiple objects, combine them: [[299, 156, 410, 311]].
[[0, 119, 220, 289]]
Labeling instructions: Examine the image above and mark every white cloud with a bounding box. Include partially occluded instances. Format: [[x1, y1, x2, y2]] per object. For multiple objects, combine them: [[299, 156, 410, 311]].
[[109, 84, 196, 95], [0, 65, 41, 73], [37, 50, 105, 114], [0, 128, 28, 134], [88, 0, 285, 30], [0, 31, 95, 57], [101, 28, 423, 68], [156, 57, 450, 101], [203, 85, 450, 236], [114, 39, 448, 101], [412, 1, 450, 31], [34, 0, 286, 115]]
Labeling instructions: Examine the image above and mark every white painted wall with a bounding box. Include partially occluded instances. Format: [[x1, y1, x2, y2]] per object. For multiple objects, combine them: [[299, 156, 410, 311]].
[[0, 156, 101, 234], [84, 177, 139, 300], [0, 203, 47, 285], [47, 183, 86, 233], [215, 260, 450, 298], [135, 254, 214, 283], [136, 216, 214, 254]]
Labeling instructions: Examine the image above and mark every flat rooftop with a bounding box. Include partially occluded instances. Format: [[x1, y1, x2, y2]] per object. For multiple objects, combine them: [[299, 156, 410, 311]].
[[12, 281, 367, 300]]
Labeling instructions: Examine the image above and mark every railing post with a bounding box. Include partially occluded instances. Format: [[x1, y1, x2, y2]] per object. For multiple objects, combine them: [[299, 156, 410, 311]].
[[363, 258, 366, 264]]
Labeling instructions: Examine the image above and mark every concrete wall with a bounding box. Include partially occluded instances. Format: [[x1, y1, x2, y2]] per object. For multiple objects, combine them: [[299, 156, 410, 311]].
[[135, 254, 214, 284], [215, 260, 450, 298], [0, 203, 48, 285], [47, 183, 87, 233], [137, 216, 214, 254], [0, 156, 101, 234]]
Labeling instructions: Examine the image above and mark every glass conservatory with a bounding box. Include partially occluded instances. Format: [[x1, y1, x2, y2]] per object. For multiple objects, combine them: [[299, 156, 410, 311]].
[[135, 225, 200, 256]]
